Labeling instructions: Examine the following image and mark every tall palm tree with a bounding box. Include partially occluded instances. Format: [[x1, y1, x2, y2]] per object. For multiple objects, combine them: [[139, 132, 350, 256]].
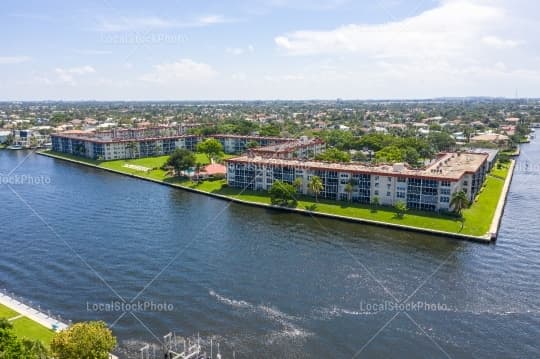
[[344, 182, 354, 202], [450, 190, 469, 215], [293, 178, 303, 193], [195, 162, 203, 182], [308, 176, 324, 202]]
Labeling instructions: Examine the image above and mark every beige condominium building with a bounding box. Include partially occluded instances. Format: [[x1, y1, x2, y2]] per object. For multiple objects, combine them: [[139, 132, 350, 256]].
[[226, 152, 492, 212]]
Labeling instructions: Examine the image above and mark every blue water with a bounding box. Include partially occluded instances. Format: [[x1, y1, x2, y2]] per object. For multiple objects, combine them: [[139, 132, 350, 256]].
[[0, 140, 539, 358]]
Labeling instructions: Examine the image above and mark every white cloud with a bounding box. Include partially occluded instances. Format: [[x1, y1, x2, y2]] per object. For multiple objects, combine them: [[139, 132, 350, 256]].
[[54, 66, 96, 83], [275, 0, 505, 57], [482, 35, 523, 49], [140, 59, 217, 84], [197, 15, 231, 25], [0, 56, 31, 65], [226, 47, 246, 55], [95, 14, 235, 32], [226, 45, 255, 55], [254, 0, 350, 11], [75, 49, 112, 55], [264, 74, 305, 82]]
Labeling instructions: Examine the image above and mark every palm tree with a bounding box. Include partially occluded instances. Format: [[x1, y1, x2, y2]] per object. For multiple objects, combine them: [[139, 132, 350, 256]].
[[126, 142, 137, 159], [293, 178, 303, 193], [450, 190, 469, 216], [344, 182, 354, 202], [308, 176, 324, 202], [394, 201, 407, 219], [194, 162, 204, 182]]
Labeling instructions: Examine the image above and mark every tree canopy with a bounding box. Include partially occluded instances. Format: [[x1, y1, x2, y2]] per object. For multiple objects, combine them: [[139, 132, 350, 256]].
[[269, 181, 297, 207], [196, 138, 224, 162], [315, 148, 351, 163], [0, 318, 49, 359], [165, 148, 196, 175], [50, 321, 116, 359]]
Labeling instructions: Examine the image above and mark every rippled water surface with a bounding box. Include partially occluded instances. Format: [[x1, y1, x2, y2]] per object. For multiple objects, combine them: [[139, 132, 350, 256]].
[[1, 140, 539, 358]]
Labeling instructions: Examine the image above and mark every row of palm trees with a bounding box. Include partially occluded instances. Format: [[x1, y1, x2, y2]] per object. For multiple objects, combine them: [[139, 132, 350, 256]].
[[290, 175, 470, 216], [292, 176, 325, 201]]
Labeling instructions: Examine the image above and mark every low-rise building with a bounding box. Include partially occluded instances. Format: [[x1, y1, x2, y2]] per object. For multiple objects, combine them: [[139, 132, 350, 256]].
[[471, 133, 509, 146], [248, 137, 325, 159], [213, 135, 294, 154], [226, 152, 490, 212], [50, 131, 318, 160], [51, 133, 199, 160]]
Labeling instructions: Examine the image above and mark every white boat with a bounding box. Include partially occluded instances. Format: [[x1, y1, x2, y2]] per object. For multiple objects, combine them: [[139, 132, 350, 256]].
[[6, 145, 23, 150]]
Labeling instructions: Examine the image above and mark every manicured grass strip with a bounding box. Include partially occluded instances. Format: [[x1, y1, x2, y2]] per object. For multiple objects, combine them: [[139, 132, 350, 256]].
[[0, 303, 19, 319], [460, 164, 510, 236], [11, 317, 55, 345]]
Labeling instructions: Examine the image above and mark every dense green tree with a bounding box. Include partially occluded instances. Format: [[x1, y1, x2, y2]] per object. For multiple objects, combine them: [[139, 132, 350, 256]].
[[357, 133, 395, 152], [403, 147, 420, 166], [315, 148, 351, 163], [259, 124, 281, 137], [0, 319, 49, 359], [164, 148, 196, 176], [50, 321, 116, 359], [375, 146, 404, 163], [321, 130, 355, 150], [352, 151, 368, 162], [269, 181, 297, 207], [196, 138, 224, 162], [428, 132, 456, 152]]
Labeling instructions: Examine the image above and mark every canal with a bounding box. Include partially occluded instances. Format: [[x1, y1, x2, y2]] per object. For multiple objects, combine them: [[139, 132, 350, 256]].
[[0, 139, 539, 358]]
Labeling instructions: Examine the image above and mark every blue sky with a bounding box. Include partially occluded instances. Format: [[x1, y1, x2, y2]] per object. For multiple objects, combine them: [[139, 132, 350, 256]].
[[1, 0, 538, 100]]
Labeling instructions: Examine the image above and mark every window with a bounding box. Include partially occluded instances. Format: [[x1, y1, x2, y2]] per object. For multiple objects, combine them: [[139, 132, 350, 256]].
[[397, 177, 406, 183], [440, 196, 450, 203], [386, 192, 391, 197], [388, 177, 392, 182], [374, 190, 379, 196], [397, 192, 405, 199], [463, 181, 469, 186], [440, 188, 451, 195], [441, 181, 451, 187]]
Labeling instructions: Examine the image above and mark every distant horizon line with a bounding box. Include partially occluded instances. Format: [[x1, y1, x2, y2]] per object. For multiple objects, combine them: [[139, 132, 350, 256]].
[[1, 96, 539, 103]]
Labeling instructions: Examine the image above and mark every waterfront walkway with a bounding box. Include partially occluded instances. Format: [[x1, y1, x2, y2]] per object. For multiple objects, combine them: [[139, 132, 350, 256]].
[[489, 160, 516, 239], [0, 292, 119, 359], [0, 291, 68, 331]]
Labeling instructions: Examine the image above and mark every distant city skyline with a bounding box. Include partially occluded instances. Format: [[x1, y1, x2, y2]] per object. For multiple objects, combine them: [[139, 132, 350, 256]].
[[1, 0, 539, 100]]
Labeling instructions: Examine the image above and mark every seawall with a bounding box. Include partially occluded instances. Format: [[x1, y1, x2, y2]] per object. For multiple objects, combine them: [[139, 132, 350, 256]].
[[38, 151, 513, 244]]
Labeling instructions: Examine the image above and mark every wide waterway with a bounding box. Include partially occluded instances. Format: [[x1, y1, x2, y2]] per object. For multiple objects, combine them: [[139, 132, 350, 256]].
[[1, 139, 539, 358]]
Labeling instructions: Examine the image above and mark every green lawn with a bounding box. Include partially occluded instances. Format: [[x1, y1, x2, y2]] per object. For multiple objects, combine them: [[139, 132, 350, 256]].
[[43, 151, 512, 238], [11, 317, 55, 345], [179, 163, 511, 236], [460, 163, 510, 236], [0, 304, 55, 346], [0, 303, 18, 318]]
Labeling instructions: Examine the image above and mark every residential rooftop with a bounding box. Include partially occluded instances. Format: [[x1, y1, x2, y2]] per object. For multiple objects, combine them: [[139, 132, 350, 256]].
[[250, 138, 324, 155], [227, 152, 488, 181]]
